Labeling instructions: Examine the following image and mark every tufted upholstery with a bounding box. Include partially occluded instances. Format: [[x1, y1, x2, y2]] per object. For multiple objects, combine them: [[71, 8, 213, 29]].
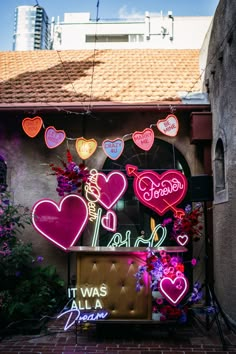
[[76, 253, 151, 319]]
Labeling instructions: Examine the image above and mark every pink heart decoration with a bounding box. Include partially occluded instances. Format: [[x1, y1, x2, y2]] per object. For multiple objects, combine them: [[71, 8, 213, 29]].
[[157, 114, 179, 137], [132, 128, 154, 151], [126, 165, 187, 216], [102, 138, 124, 160], [44, 126, 66, 149], [32, 194, 88, 251], [176, 234, 189, 246], [101, 210, 117, 232], [159, 276, 189, 306], [95, 171, 128, 210]]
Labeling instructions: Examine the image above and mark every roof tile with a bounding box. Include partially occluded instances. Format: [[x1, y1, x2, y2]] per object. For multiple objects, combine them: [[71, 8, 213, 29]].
[[0, 49, 201, 105]]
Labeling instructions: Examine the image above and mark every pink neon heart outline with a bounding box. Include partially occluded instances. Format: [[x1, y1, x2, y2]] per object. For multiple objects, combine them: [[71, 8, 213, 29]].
[[96, 171, 128, 210], [102, 138, 124, 160], [101, 210, 117, 232], [130, 168, 187, 216], [159, 276, 189, 306], [44, 126, 66, 149], [132, 128, 154, 151], [32, 194, 88, 251], [176, 234, 189, 246]]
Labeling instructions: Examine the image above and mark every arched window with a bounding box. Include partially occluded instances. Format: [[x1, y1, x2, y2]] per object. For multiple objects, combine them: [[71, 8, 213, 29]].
[[215, 138, 225, 192], [97, 139, 190, 247], [0, 156, 7, 192]]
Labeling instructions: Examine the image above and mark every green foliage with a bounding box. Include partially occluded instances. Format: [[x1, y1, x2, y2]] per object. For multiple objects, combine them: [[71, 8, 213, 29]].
[[0, 191, 66, 331]]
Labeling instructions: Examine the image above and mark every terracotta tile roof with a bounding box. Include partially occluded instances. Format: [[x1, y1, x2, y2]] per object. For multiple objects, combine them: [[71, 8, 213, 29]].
[[0, 49, 201, 106]]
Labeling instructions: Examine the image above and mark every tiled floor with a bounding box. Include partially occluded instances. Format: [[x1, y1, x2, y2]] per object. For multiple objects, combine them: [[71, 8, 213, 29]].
[[1, 316, 236, 354]]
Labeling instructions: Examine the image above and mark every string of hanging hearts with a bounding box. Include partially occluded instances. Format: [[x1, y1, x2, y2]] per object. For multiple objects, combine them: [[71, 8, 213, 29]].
[[21, 114, 179, 160]]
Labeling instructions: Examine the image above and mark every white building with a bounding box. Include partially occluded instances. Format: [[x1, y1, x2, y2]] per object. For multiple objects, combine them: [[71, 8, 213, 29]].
[[51, 11, 212, 50]]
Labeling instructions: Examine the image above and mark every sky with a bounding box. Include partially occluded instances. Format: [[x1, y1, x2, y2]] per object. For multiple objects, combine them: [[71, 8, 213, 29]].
[[1, 0, 220, 51]]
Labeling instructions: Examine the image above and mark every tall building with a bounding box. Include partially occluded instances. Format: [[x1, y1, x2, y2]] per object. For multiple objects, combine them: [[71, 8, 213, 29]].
[[13, 5, 50, 51]]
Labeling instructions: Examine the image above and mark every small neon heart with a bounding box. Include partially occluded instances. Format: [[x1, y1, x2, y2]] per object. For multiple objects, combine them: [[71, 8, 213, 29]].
[[22, 116, 43, 138], [176, 234, 189, 246], [101, 210, 117, 232]]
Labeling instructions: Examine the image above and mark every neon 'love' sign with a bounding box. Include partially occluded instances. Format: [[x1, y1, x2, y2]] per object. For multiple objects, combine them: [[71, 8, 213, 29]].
[[126, 165, 187, 217], [32, 194, 88, 251]]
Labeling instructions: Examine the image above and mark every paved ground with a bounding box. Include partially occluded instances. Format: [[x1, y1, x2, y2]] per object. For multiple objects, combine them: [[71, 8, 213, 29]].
[[1, 315, 236, 354]]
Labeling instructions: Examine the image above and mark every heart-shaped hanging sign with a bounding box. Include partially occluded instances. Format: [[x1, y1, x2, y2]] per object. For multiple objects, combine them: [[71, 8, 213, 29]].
[[132, 128, 154, 151], [102, 138, 124, 160], [157, 114, 179, 137], [87, 170, 128, 210], [32, 194, 88, 251], [126, 165, 187, 216], [44, 126, 66, 149], [159, 276, 189, 306], [22, 116, 43, 138], [176, 234, 189, 246], [101, 210, 117, 232], [75, 137, 97, 160]]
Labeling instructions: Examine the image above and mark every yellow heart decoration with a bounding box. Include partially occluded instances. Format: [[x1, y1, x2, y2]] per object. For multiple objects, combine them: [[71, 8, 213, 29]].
[[75, 137, 97, 160]]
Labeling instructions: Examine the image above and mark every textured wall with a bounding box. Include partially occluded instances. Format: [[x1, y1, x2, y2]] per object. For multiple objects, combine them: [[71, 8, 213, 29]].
[[204, 0, 236, 323]]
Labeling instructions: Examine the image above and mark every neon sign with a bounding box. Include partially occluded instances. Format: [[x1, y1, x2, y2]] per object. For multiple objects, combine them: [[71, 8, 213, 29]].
[[102, 138, 124, 160], [176, 234, 189, 246], [101, 210, 117, 232], [132, 128, 154, 151], [85, 170, 128, 210], [126, 165, 187, 217], [84, 169, 101, 222], [57, 309, 109, 331], [157, 114, 179, 137], [44, 126, 66, 149], [32, 194, 88, 251], [159, 276, 189, 306]]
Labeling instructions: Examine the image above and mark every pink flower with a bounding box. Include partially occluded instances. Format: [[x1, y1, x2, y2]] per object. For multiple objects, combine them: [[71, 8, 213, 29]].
[[191, 258, 197, 266]]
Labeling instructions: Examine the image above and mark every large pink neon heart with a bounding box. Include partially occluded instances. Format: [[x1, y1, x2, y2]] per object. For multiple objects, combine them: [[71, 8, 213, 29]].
[[32, 194, 88, 251], [132, 128, 154, 151], [44, 126, 66, 149], [95, 171, 128, 210], [126, 165, 187, 216], [159, 276, 189, 306]]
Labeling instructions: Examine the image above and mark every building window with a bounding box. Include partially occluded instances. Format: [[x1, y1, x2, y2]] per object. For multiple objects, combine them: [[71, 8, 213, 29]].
[[215, 138, 226, 192], [86, 34, 129, 43]]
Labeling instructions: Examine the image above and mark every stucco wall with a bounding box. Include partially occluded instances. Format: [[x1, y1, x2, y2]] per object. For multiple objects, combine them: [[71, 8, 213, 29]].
[[0, 110, 206, 283], [204, 0, 236, 323]]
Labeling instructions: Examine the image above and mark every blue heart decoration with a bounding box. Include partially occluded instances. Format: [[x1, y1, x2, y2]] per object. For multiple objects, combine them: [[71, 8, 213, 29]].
[[102, 138, 124, 160]]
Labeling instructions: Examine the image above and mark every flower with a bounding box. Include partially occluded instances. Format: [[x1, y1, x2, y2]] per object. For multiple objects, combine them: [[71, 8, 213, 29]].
[[172, 204, 203, 241], [50, 149, 90, 196]]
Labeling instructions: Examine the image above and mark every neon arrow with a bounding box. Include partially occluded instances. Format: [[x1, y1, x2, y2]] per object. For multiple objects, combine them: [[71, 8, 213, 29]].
[[163, 198, 185, 218], [126, 164, 148, 186]]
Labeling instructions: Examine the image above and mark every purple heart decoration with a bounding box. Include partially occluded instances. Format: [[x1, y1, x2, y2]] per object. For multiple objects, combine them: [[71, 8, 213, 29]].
[[44, 126, 66, 149], [32, 194, 88, 251], [102, 138, 124, 160], [159, 276, 189, 306]]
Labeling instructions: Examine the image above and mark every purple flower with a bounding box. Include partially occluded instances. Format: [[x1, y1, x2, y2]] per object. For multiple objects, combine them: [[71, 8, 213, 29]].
[[37, 256, 44, 263]]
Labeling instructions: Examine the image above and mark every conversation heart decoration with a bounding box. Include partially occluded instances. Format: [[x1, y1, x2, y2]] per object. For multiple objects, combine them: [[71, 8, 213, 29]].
[[132, 128, 154, 151], [157, 114, 179, 137], [44, 126, 66, 149], [159, 276, 189, 306], [76, 137, 97, 160], [102, 138, 124, 160], [126, 165, 187, 216], [101, 210, 117, 232], [85, 170, 128, 210], [22, 116, 43, 138], [32, 194, 88, 251]]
